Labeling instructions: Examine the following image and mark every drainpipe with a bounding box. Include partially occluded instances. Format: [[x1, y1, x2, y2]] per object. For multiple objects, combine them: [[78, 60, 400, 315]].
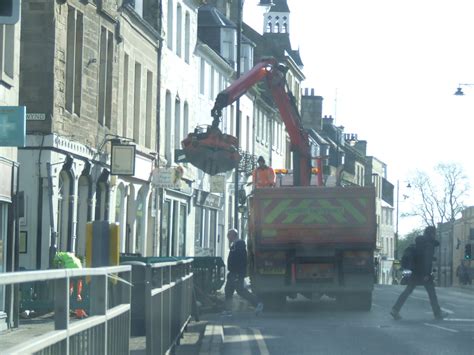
[[46, 162, 57, 268]]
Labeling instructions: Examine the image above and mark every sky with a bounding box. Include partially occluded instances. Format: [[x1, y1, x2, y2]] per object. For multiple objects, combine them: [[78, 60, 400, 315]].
[[244, 0, 474, 236]]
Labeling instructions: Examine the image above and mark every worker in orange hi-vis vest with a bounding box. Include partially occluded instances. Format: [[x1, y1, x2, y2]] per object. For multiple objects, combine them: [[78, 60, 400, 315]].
[[252, 156, 276, 188]]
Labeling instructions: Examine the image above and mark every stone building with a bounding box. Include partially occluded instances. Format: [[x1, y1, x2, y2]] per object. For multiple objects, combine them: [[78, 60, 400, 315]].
[[436, 206, 474, 287], [18, 0, 159, 269], [0, 10, 22, 332], [157, 0, 200, 257], [452, 206, 474, 286]]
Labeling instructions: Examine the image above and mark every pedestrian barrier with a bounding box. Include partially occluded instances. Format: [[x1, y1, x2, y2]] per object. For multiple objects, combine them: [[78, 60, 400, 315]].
[[0, 265, 131, 354], [192, 257, 225, 312], [122, 258, 194, 355]]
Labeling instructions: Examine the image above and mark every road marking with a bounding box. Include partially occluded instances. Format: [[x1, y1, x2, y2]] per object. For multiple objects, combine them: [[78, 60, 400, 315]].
[[443, 318, 474, 322], [425, 308, 454, 315], [423, 323, 459, 333], [372, 302, 382, 308], [441, 307, 454, 314], [240, 328, 251, 355], [251, 328, 270, 355]]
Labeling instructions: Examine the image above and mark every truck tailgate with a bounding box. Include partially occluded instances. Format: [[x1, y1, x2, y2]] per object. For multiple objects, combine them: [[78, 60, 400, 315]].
[[250, 186, 376, 245]]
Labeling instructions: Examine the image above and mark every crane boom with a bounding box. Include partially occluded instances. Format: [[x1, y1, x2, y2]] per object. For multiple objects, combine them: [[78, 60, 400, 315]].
[[210, 58, 314, 186]]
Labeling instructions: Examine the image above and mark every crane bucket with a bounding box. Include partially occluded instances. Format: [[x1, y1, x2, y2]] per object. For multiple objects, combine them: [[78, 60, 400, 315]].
[[181, 125, 241, 175]]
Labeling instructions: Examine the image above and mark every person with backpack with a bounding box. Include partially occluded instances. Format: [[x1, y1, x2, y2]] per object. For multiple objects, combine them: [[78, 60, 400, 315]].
[[390, 226, 447, 320]]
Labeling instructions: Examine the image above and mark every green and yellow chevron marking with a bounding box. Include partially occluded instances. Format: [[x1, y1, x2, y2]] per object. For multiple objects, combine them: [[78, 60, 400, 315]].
[[261, 228, 277, 238], [263, 199, 294, 224], [340, 198, 367, 223], [261, 197, 369, 226]]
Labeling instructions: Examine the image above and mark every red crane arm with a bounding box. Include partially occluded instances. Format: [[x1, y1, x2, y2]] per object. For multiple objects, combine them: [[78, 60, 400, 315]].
[[210, 58, 312, 185]]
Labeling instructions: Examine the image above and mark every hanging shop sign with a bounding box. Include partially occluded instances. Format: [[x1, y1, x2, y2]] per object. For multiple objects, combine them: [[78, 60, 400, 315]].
[[210, 175, 225, 193], [194, 189, 222, 209], [152, 166, 183, 189], [110, 143, 136, 175]]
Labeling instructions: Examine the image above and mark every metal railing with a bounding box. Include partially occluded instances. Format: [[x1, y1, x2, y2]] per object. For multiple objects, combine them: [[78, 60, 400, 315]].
[[124, 258, 194, 355], [0, 265, 131, 355]]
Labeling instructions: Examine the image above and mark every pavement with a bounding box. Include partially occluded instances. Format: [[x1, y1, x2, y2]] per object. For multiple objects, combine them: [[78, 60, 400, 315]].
[[175, 291, 252, 355]]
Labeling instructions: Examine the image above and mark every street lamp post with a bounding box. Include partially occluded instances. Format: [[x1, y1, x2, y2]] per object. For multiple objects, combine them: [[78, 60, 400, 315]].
[[454, 83, 474, 96], [394, 180, 411, 260], [233, 0, 274, 232], [395, 180, 400, 260], [233, 0, 242, 230]]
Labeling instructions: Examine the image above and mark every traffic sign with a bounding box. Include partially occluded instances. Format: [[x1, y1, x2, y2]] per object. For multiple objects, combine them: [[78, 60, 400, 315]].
[[0, 1, 20, 25], [0, 106, 26, 147]]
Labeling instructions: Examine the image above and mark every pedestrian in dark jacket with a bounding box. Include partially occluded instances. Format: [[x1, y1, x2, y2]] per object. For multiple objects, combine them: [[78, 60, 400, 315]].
[[222, 229, 263, 316], [390, 226, 447, 320]]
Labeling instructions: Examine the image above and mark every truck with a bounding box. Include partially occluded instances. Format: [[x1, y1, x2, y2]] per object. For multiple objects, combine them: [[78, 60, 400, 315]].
[[247, 185, 376, 310], [182, 57, 377, 310]]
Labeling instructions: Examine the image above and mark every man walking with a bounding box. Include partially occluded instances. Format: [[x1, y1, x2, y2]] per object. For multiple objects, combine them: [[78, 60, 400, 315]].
[[390, 226, 447, 320], [222, 229, 263, 316]]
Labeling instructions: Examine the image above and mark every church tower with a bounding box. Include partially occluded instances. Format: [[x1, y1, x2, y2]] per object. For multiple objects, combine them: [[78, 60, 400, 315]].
[[263, 0, 290, 34]]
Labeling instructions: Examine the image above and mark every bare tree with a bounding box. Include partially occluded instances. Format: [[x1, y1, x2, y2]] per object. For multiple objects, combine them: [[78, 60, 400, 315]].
[[408, 163, 470, 226]]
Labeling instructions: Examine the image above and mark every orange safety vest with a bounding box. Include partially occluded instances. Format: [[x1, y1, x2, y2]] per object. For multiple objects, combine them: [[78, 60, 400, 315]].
[[252, 166, 276, 188]]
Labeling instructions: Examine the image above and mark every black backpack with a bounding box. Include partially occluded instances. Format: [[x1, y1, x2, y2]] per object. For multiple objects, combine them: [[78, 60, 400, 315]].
[[401, 244, 416, 270]]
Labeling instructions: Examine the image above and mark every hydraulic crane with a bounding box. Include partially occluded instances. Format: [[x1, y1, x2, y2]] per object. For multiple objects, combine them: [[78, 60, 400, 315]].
[[181, 57, 321, 185]]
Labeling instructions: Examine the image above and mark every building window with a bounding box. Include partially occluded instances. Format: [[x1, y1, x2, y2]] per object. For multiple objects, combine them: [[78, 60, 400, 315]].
[[241, 43, 253, 73], [135, 188, 146, 253], [174, 97, 181, 156], [165, 91, 172, 162], [122, 53, 129, 137], [65, 6, 83, 116], [76, 176, 91, 257], [98, 27, 113, 128], [161, 200, 171, 256], [176, 4, 182, 57], [199, 58, 205, 95], [172, 201, 179, 255], [195, 207, 203, 248], [221, 27, 236, 66], [183, 101, 189, 147], [0, 24, 15, 85], [133, 62, 142, 144], [246, 115, 250, 151], [178, 204, 187, 256], [228, 196, 233, 232], [145, 70, 153, 148], [209, 67, 215, 100], [266, 16, 272, 33], [0, 202, 8, 314], [167, 0, 173, 50], [184, 12, 190, 63], [210, 209, 217, 254], [115, 185, 127, 252]]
